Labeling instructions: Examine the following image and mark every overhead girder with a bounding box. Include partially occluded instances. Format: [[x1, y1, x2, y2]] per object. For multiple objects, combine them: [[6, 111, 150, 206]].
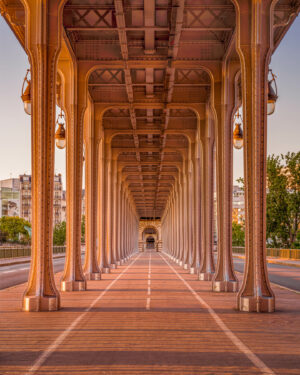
[[2, 0, 299, 219]]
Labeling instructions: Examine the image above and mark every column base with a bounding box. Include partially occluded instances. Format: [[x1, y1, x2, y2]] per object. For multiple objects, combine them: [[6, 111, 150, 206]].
[[179, 261, 183, 266], [120, 259, 125, 265], [102, 267, 110, 274], [183, 264, 189, 270], [116, 261, 121, 266], [85, 272, 101, 281], [176, 259, 180, 264], [238, 295, 275, 313], [198, 272, 214, 281], [212, 280, 239, 293], [23, 295, 60, 312], [190, 267, 197, 275], [110, 263, 117, 269], [61, 280, 87, 292]]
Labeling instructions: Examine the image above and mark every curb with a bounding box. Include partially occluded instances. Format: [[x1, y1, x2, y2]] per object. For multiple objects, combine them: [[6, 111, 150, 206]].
[[0, 254, 66, 268], [233, 254, 300, 268]]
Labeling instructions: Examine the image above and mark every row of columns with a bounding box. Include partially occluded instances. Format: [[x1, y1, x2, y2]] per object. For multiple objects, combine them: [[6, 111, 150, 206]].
[[21, 0, 139, 310], [20, 0, 275, 313], [162, 0, 276, 313]]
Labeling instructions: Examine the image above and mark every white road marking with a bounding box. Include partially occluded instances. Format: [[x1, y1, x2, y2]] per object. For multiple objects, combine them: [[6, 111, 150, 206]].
[[1, 267, 28, 274], [235, 270, 300, 295], [146, 252, 152, 310], [270, 283, 300, 295], [25, 253, 141, 375], [160, 253, 276, 375]]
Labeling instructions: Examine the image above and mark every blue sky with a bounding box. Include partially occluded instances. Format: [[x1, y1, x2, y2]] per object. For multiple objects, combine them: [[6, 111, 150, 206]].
[[0, 16, 299, 188]]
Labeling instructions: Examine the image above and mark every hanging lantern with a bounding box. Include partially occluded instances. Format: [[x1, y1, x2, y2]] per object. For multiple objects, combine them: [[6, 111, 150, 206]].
[[233, 111, 243, 150], [267, 69, 278, 116], [21, 69, 31, 115], [55, 110, 66, 149]]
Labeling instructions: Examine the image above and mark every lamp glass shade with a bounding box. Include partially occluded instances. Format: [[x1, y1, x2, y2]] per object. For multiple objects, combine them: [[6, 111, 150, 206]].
[[55, 138, 66, 149], [24, 101, 31, 115], [233, 138, 243, 149], [233, 123, 243, 150], [267, 79, 278, 116], [55, 123, 66, 149], [21, 80, 31, 115], [267, 100, 276, 116]]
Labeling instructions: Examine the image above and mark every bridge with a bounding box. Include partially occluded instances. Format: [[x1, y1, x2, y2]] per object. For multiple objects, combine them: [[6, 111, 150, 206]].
[[0, 0, 300, 373]]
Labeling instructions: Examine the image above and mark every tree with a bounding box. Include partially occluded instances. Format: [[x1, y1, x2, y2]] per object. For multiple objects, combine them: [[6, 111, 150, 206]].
[[236, 152, 300, 248], [0, 216, 31, 243], [293, 230, 300, 249], [267, 152, 300, 248], [232, 222, 245, 246], [285, 152, 300, 246], [81, 215, 85, 243], [266, 155, 289, 247], [53, 221, 66, 246]]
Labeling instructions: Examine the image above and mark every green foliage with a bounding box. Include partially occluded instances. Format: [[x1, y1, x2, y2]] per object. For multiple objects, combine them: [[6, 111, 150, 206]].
[[267, 152, 300, 248], [235, 151, 300, 248], [0, 216, 31, 243], [53, 216, 85, 246], [232, 222, 245, 246], [53, 221, 66, 246], [81, 215, 85, 243], [292, 231, 300, 249], [236, 177, 244, 191]]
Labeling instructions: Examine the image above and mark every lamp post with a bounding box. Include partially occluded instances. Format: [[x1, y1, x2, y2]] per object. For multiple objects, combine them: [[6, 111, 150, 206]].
[[267, 69, 278, 116], [21, 69, 31, 115], [55, 110, 66, 149], [233, 111, 243, 150]]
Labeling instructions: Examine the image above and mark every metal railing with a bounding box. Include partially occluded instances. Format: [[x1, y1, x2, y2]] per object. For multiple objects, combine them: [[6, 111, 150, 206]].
[[232, 247, 300, 260], [0, 246, 66, 259]]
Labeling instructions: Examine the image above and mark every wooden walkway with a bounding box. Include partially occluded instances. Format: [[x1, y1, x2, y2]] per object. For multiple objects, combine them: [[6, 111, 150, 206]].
[[1, 251, 299, 374]]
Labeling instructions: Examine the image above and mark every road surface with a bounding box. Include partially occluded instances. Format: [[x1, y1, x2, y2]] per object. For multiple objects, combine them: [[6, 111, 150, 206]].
[[233, 257, 300, 292], [1, 254, 299, 293]]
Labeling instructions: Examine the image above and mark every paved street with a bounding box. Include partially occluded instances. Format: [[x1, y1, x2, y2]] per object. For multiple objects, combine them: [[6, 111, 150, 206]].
[[233, 257, 300, 293], [1, 251, 300, 375], [0, 254, 85, 290], [1, 254, 299, 293], [0, 257, 66, 290]]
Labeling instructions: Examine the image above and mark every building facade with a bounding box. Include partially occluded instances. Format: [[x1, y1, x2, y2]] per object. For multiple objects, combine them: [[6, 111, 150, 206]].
[[19, 174, 32, 222], [232, 185, 245, 225], [0, 175, 63, 225]]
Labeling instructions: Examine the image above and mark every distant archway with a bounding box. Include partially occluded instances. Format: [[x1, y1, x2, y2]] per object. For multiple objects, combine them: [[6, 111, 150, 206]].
[[138, 219, 162, 252], [146, 235, 155, 249]]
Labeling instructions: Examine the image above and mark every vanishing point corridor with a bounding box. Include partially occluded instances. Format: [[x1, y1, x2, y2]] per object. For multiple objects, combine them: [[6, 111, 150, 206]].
[[1, 250, 299, 375], [1, 0, 300, 373]]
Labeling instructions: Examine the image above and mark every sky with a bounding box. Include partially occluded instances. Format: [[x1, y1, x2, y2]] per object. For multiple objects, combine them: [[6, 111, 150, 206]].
[[0, 16, 300, 189]]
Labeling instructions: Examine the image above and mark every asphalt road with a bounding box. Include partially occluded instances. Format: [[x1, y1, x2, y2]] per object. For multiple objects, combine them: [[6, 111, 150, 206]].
[[0, 256, 69, 290], [1, 255, 299, 293], [233, 257, 300, 292]]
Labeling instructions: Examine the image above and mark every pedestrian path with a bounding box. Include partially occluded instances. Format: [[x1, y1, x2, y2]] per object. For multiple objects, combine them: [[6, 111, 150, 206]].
[[0, 251, 300, 374]]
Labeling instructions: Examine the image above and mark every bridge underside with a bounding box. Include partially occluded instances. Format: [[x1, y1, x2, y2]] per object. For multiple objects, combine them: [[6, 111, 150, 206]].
[[0, 0, 299, 313]]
